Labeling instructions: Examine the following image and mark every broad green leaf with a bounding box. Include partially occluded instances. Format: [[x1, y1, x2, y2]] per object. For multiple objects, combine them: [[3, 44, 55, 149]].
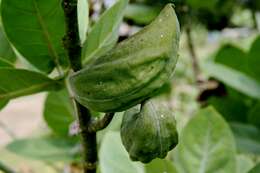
[[203, 62, 260, 100], [1, 0, 68, 73], [0, 26, 16, 63], [214, 44, 248, 74], [0, 57, 13, 67], [145, 159, 177, 173], [0, 68, 62, 101], [208, 96, 249, 122], [247, 102, 260, 129], [99, 132, 144, 173], [248, 163, 260, 173], [186, 0, 217, 11], [77, 0, 89, 45], [174, 106, 236, 173], [82, 0, 128, 64], [248, 36, 260, 82], [230, 122, 260, 154], [44, 89, 75, 136], [124, 4, 160, 25], [236, 155, 254, 173], [6, 137, 78, 161], [0, 99, 8, 110]]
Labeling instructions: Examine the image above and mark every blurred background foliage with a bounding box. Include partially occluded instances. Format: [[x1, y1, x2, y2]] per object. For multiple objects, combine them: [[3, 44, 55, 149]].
[[0, 0, 260, 172]]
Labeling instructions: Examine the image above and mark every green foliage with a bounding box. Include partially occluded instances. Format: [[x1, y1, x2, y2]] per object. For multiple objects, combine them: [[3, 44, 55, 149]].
[[99, 132, 144, 173], [0, 68, 62, 103], [204, 38, 260, 153], [208, 96, 249, 122], [0, 57, 13, 67], [6, 137, 78, 161], [44, 89, 75, 136], [145, 159, 177, 173], [82, 0, 128, 64], [248, 36, 260, 82], [236, 155, 254, 173], [174, 107, 236, 173], [1, 0, 69, 73], [214, 44, 248, 74], [0, 99, 8, 110], [1, 0, 259, 172], [186, 0, 235, 30], [77, 0, 89, 44], [203, 62, 260, 100], [208, 37, 260, 98], [121, 99, 178, 163], [247, 102, 260, 129], [230, 123, 260, 154], [0, 26, 16, 63], [186, 0, 218, 11], [124, 4, 161, 25], [248, 163, 260, 173], [69, 4, 180, 112]]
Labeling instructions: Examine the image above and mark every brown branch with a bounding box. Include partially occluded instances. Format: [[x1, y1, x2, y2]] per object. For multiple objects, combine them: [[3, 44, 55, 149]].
[[88, 113, 115, 132], [251, 9, 257, 29], [62, 0, 98, 172], [75, 104, 97, 173], [185, 25, 201, 84], [62, 0, 82, 71]]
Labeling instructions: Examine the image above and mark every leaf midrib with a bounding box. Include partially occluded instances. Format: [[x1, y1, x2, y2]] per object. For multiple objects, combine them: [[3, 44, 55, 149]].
[[0, 81, 55, 100], [32, 0, 62, 69], [199, 128, 211, 173]]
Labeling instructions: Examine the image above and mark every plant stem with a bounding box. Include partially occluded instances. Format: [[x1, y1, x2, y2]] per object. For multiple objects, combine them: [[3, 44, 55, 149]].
[[62, 0, 82, 71], [251, 9, 257, 29], [62, 0, 97, 172], [88, 113, 115, 132], [76, 104, 97, 173], [185, 26, 200, 83], [0, 161, 16, 173]]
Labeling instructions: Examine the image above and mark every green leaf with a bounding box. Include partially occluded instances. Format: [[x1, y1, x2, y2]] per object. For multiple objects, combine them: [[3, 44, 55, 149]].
[[174, 106, 236, 173], [124, 4, 160, 25], [0, 57, 13, 67], [247, 102, 260, 129], [6, 136, 78, 161], [0, 68, 62, 101], [203, 62, 260, 100], [208, 96, 249, 122], [1, 0, 68, 73], [0, 26, 16, 63], [0, 99, 8, 110], [230, 122, 260, 154], [145, 159, 177, 173], [44, 89, 75, 136], [186, 0, 217, 11], [236, 155, 254, 173], [99, 131, 144, 173], [82, 0, 128, 64], [248, 163, 260, 173], [248, 36, 260, 82], [214, 44, 249, 74], [77, 0, 89, 45]]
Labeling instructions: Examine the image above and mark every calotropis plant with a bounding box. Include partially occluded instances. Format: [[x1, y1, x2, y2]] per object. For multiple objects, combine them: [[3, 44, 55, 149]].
[[0, 0, 180, 171]]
